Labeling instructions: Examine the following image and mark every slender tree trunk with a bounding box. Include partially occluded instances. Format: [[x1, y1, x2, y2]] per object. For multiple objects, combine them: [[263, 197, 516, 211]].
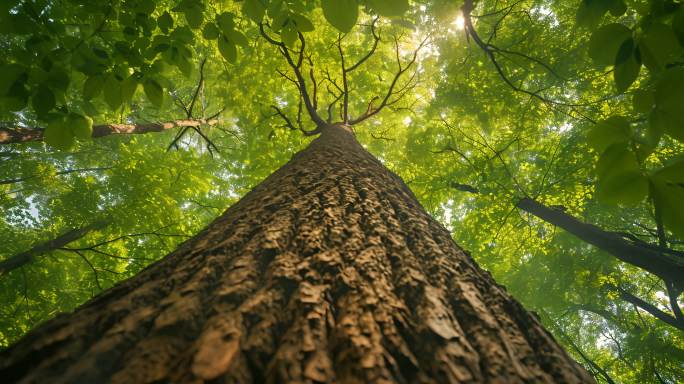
[[0, 119, 218, 145], [0, 219, 109, 275], [516, 198, 684, 287], [0, 125, 593, 383]]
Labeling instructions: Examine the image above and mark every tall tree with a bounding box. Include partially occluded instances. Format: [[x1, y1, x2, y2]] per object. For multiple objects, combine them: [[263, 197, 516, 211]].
[[0, 123, 592, 383]]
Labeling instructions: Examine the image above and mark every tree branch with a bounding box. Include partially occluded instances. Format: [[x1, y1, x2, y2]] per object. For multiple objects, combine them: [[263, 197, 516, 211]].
[[187, 57, 208, 119], [0, 219, 109, 275], [1, 119, 220, 145], [615, 286, 684, 331], [516, 197, 684, 287], [349, 35, 427, 125], [337, 34, 349, 124], [346, 17, 380, 73], [259, 23, 325, 130]]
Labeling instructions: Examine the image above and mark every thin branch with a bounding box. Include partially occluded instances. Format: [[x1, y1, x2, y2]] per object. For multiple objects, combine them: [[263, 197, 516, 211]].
[[259, 23, 325, 129], [461, 0, 597, 124], [187, 57, 208, 119], [73, 250, 102, 291], [337, 34, 349, 124], [615, 285, 684, 331], [271, 105, 298, 131], [349, 35, 428, 125], [346, 17, 380, 72], [0, 219, 109, 275]]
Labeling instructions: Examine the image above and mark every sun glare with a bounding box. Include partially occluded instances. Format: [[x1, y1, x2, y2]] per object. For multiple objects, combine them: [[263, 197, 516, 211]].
[[454, 14, 465, 30]]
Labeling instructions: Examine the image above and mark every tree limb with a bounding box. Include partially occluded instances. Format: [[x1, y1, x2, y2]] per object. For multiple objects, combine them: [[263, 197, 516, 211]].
[[516, 197, 684, 287], [0, 219, 109, 275], [1, 119, 220, 145], [349, 35, 427, 125], [259, 23, 325, 130], [614, 286, 684, 331]]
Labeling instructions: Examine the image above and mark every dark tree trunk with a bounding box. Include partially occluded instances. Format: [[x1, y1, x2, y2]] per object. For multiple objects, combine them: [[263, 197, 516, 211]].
[[0, 219, 109, 275], [0, 125, 593, 383], [516, 198, 684, 287]]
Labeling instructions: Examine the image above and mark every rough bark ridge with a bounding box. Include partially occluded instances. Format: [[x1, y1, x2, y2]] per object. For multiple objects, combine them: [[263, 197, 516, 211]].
[[0, 124, 593, 383]]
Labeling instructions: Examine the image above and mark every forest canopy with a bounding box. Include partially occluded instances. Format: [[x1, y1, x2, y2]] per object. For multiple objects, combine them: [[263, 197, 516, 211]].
[[1, 0, 683, 382]]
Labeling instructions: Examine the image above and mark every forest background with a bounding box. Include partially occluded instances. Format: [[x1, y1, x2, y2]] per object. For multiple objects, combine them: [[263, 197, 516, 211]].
[[0, 0, 683, 382]]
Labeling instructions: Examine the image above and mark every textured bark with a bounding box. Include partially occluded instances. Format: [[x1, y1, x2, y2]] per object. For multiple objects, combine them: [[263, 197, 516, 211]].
[[0, 119, 218, 144], [0, 125, 593, 383]]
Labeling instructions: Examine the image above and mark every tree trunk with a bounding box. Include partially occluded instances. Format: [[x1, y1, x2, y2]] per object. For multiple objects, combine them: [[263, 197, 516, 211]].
[[0, 219, 109, 275], [516, 198, 684, 287], [0, 124, 593, 383]]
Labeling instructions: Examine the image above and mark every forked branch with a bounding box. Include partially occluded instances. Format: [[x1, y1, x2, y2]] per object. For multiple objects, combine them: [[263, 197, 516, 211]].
[[259, 23, 326, 131], [349, 35, 427, 125]]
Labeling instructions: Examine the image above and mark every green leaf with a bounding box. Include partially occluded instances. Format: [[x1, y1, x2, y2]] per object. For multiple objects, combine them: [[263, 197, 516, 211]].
[[243, 0, 266, 23], [595, 144, 646, 205], [576, 0, 610, 28], [216, 12, 235, 35], [596, 143, 638, 179], [0, 63, 26, 96], [367, 0, 409, 17], [651, 178, 684, 238], [66, 112, 93, 140], [103, 75, 123, 110], [614, 39, 640, 93], [43, 117, 76, 150], [83, 75, 104, 100], [143, 79, 163, 108], [607, 0, 626, 17], [1, 83, 29, 112], [184, 5, 204, 29], [597, 169, 648, 205], [291, 14, 314, 32], [321, 0, 358, 33], [632, 89, 654, 114], [587, 115, 631, 152], [218, 35, 237, 63], [175, 55, 193, 77], [653, 159, 684, 183], [280, 24, 298, 48], [171, 26, 194, 44], [121, 75, 139, 103], [136, 1, 155, 15], [48, 67, 71, 100], [674, 8, 684, 46], [647, 109, 665, 146], [31, 85, 56, 116], [638, 23, 682, 72], [158, 12, 174, 33], [202, 23, 220, 40], [271, 10, 288, 32], [588, 23, 631, 67], [653, 67, 684, 141], [227, 30, 249, 48]]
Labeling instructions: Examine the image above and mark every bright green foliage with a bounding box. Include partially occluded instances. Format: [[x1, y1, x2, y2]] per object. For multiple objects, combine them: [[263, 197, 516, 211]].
[[1, 0, 683, 382]]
